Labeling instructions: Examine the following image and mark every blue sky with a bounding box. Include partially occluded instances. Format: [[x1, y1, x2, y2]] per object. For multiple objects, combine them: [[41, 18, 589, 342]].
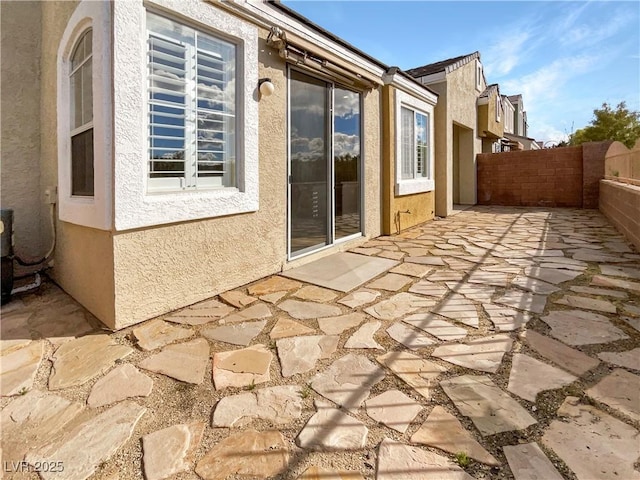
[[282, 1, 640, 144]]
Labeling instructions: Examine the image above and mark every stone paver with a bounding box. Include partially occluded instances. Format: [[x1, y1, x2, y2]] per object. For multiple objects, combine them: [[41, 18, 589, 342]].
[[390, 262, 432, 277], [311, 353, 386, 412], [441, 375, 537, 436], [219, 290, 257, 308], [1, 311, 34, 354], [213, 344, 272, 388], [1, 390, 84, 462], [140, 338, 209, 384], [166, 299, 234, 325], [445, 282, 495, 302], [495, 291, 547, 314], [212, 385, 302, 427], [377, 438, 474, 480], [293, 285, 338, 303], [585, 368, 640, 421], [367, 273, 413, 291], [554, 294, 617, 313], [298, 466, 364, 480], [49, 335, 133, 390], [196, 430, 289, 479], [405, 255, 446, 266], [0, 340, 44, 396], [570, 285, 628, 298], [201, 320, 266, 346], [270, 317, 315, 339], [386, 322, 436, 350], [412, 406, 498, 466], [133, 319, 194, 351], [377, 351, 447, 400], [433, 334, 513, 373], [431, 295, 479, 328], [344, 321, 384, 350], [483, 305, 531, 331], [503, 442, 563, 480], [624, 316, 640, 332], [541, 396, 640, 480], [318, 312, 366, 335], [600, 264, 640, 279], [592, 274, 640, 293], [404, 313, 468, 341], [142, 422, 205, 480], [26, 401, 146, 480], [219, 302, 272, 324], [247, 276, 302, 296], [277, 335, 339, 377], [365, 293, 436, 321], [520, 330, 599, 375], [297, 402, 368, 451], [278, 299, 342, 319], [338, 289, 381, 308], [598, 347, 640, 370], [541, 310, 628, 345], [408, 280, 448, 298], [507, 353, 577, 402], [364, 390, 422, 433], [523, 266, 581, 284], [467, 271, 510, 287], [511, 275, 559, 294], [260, 291, 288, 303], [87, 364, 153, 408]]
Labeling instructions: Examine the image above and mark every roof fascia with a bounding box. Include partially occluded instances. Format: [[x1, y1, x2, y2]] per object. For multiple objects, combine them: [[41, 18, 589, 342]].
[[383, 69, 438, 105], [217, 1, 386, 79]]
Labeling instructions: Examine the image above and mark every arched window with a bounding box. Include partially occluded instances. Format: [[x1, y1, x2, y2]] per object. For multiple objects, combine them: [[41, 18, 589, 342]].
[[70, 30, 93, 196]]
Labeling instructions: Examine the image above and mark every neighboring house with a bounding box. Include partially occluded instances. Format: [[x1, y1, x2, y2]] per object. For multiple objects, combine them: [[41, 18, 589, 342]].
[[507, 94, 528, 137], [1, 0, 437, 329], [502, 95, 515, 135], [407, 52, 489, 216], [477, 84, 504, 153]]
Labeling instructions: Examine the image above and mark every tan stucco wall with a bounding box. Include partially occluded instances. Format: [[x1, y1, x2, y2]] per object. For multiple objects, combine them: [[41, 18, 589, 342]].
[[447, 62, 482, 206], [381, 85, 434, 235], [111, 28, 383, 329], [36, 1, 117, 326], [427, 81, 450, 217], [478, 91, 504, 140], [1, 2, 44, 263]]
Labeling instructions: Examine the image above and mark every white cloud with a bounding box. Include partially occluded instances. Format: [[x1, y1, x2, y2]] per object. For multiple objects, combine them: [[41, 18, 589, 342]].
[[559, 8, 632, 48], [483, 31, 532, 78], [529, 122, 569, 145], [501, 54, 599, 105]]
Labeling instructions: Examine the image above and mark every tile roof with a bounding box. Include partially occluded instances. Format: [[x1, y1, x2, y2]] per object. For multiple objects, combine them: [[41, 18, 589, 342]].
[[479, 83, 499, 98], [406, 52, 480, 78]]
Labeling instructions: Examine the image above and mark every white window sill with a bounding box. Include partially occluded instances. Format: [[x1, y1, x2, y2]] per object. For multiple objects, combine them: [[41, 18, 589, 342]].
[[395, 178, 434, 196]]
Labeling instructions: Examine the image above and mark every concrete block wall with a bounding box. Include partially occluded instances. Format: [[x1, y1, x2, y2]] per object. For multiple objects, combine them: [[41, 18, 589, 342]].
[[477, 147, 584, 207], [582, 141, 612, 208], [599, 180, 640, 252]]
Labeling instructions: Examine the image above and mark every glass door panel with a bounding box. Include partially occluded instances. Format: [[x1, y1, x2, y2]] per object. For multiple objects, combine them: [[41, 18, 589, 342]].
[[289, 70, 330, 255], [334, 88, 361, 240]]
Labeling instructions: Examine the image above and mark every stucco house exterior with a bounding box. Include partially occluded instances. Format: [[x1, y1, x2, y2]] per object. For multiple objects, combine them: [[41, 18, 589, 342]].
[[406, 52, 490, 217], [1, 0, 437, 329]]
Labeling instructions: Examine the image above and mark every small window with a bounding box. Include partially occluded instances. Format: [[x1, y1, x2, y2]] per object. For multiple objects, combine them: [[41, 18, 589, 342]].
[[400, 106, 430, 181], [147, 12, 237, 192], [70, 30, 94, 196], [496, 95, 501, 122]]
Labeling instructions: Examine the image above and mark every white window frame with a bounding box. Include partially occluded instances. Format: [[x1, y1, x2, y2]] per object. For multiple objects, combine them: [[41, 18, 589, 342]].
[[57, 1, 112, 230], [112, 0, 258, 230], [495, 94, 501, 123], [476, 60, 483, 91], [395, 89, 435, 196]]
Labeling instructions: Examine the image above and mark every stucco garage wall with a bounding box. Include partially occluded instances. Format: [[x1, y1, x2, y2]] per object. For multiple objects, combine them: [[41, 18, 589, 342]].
[[448, 63, 482, 206], [1, 2, 44, 261]]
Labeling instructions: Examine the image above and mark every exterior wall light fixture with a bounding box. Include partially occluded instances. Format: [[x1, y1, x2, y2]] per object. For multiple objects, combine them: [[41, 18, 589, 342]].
[[258, 78, 275, 97]]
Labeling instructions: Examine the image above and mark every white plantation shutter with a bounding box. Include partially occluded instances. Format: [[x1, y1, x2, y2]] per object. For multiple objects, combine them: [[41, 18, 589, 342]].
[[147, 12, 236, 192], [401, 107, 414, 179]]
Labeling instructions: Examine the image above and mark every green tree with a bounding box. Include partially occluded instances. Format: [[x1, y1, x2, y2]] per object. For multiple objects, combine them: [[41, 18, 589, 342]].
[[570, 102, 640, 148]]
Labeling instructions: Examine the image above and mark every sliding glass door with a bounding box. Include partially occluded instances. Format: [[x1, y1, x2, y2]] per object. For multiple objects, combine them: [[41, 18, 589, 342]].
[[288, 69, 362, 258]]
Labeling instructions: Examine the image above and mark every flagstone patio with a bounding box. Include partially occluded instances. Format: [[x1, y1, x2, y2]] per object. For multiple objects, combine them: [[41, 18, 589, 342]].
[[1, 206, 639, 479]]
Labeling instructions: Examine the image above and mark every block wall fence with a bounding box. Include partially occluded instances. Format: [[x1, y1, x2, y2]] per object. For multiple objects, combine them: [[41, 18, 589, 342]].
[[476, 142, 611, 208]]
